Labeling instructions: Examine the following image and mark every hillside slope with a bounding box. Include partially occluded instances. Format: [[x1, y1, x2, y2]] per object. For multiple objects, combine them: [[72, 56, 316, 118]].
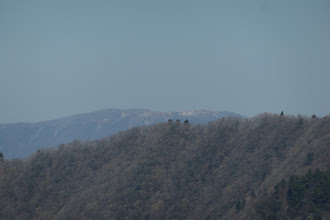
[[0, 109, 241, 159], [0, 114, 329, 219]]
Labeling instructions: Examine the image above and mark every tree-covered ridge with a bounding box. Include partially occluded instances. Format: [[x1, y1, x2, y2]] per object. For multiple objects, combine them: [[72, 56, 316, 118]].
[[0, 114, 329, 219]]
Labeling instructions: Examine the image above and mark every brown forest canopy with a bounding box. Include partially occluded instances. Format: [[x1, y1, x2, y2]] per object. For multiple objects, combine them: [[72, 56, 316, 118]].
[[0, 113, 329, 219]]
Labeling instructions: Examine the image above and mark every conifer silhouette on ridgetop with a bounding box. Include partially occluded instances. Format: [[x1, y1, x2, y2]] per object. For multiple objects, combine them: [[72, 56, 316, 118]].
[[0, 152, 3, 162]]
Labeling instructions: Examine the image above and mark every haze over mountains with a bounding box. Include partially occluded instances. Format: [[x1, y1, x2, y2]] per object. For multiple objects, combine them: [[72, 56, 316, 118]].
[[0, 108, 242, 159], [0, 113, 328, 219], [1, 1, 329, 219]]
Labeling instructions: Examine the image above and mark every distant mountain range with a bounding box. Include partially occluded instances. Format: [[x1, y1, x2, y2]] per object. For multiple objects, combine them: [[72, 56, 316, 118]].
[[0, 109, 242, 158]]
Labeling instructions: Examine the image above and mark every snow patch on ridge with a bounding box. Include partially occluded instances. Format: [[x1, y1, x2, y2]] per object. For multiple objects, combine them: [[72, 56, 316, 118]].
[[140, 112, 153, 117], [179, 110, 197, 116]]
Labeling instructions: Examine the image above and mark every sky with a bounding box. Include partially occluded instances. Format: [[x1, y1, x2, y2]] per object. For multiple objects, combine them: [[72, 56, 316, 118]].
[[1, 0, 330, 123]]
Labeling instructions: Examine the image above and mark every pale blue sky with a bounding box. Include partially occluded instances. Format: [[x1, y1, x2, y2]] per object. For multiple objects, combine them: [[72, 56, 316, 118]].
[[1, 0, 330, 123]]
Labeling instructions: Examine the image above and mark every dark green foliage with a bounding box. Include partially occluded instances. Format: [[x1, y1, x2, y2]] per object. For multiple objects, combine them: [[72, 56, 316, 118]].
[[256, 170, 330, 220], [235, 199, 246, 212], [287, 175, 306, 212], [280, 179, 287, 188], [236, 200, 242, 211], [287, 169, 330, 218], [251, 189, 256, 198], [0, 152, 3, 158], [305, 152, 314, 165]]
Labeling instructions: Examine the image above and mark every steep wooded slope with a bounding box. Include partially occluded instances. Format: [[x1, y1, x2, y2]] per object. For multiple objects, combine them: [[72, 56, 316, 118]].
[[0, 114, 329, 219]]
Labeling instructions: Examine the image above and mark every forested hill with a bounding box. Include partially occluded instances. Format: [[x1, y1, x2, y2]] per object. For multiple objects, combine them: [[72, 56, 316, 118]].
[[0, 109, 241, 159], [0, 114, 329, 219]]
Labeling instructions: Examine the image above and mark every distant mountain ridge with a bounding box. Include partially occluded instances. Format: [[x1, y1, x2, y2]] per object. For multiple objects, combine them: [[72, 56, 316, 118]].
[[0, 109, 242, 158]]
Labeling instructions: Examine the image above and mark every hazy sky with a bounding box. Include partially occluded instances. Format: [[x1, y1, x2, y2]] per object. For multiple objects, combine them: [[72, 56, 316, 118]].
[[1, 0, 330, 123]]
